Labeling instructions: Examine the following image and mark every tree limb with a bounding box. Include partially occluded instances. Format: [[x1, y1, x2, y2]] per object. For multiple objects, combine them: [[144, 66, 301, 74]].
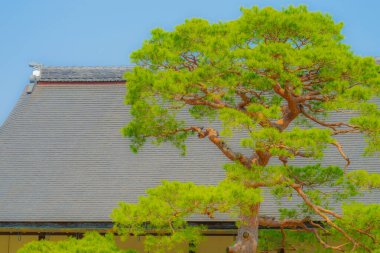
[[273, 83, 301, 131], [299, 105, 358, 132], [181, 127, 254, 168], [291, 184, 370, 252], [331, 141, 350, 172]]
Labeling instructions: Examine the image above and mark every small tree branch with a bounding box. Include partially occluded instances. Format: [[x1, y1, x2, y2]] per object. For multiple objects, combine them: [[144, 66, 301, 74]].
[[291, 184, 370, 252], [331, 141, 350, 172], [332, 129, 361, 135], [299, 105, 358, 133], [236, 89, 252, 109], [355, 228, 377, 243], [309, 220, 329, 234], [245, 177, 286, 188], [174, 95, 226, 109], [303, 103, 324, 113], [259, 216, 310, 228], [181, 127, 254, 168], [310, 228, 349, 252]]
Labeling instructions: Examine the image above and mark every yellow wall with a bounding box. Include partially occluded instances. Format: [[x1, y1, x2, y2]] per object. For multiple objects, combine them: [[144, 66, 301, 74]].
[[44, 235, 67, 242], [0, 236, 9, 252], [0, 235, 67, 253], [115, 235, 234, 253], [115, 236, 146, 252], [0, 235, 38, 253], [115, 236, 190, 253], [0, 234, 235, 253], [198, 236, 235, 253]]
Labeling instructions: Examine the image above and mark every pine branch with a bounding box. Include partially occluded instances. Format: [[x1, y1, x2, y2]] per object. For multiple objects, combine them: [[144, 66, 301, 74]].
[[331, 141, 350, 172], [182, 127, 254, 168], [299, 105, 358, 131], [291, 184, 371, 252]]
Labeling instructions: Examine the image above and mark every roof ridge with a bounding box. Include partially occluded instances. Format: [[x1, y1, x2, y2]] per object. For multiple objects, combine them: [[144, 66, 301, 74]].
[[41, 65, 134, 69], [37, 66, 133, 82]]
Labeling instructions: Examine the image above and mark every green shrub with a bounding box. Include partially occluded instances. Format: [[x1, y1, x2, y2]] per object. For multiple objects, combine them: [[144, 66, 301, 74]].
[[18, 231, 138, 253]]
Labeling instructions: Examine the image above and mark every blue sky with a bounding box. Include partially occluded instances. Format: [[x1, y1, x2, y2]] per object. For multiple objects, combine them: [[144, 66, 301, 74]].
[[1, 0, 379, 125]]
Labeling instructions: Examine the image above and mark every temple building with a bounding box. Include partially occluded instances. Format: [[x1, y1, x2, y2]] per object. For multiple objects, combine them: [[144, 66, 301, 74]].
[[0, 64, 379, 252]]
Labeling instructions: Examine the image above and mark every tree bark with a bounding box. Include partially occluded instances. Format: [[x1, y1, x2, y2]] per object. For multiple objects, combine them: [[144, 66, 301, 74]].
[[227, 204, 260, 253]]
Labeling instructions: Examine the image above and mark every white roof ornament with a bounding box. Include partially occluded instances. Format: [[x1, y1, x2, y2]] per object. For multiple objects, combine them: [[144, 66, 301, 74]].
[[32, 69, 41, 77], [26, 62, 43, 94]]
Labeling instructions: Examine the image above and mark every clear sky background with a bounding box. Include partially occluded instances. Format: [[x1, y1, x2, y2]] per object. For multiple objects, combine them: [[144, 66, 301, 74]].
[[0, 0, 379, 125]]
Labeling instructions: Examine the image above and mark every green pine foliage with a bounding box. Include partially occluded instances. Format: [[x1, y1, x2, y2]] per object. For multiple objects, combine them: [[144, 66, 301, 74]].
[[111, 180, 262, 252], [18, 232, 136, 253], [332, 203, 380, 252], [116, 5, 380, 252]]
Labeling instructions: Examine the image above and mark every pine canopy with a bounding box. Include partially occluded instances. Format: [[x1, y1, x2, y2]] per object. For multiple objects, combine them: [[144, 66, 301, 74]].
[[113, 6, 380, 253]]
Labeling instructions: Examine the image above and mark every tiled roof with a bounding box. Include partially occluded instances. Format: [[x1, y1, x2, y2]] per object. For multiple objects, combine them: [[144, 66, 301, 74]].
[[39, 66, 132, 82], [0, 66, 379, 222]]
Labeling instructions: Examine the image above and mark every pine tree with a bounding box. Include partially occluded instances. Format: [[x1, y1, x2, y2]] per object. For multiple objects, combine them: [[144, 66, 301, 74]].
[[112, 6, 380, 253]]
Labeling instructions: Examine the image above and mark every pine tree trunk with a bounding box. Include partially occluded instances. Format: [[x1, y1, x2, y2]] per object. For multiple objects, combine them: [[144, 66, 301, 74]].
[[227, 204, 260, 253]]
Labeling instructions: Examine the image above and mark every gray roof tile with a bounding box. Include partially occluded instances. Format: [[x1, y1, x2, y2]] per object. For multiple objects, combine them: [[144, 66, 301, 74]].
[[0, 67, 379, 222]]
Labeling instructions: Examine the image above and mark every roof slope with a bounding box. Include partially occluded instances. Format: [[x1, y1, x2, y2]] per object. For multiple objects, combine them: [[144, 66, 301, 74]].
[[0, 66, 379, 222]]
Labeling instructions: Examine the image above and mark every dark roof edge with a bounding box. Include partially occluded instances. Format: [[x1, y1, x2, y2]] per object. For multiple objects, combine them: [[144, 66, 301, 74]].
[[0, 221, 238, 234], [0, 221, 324, 233]]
